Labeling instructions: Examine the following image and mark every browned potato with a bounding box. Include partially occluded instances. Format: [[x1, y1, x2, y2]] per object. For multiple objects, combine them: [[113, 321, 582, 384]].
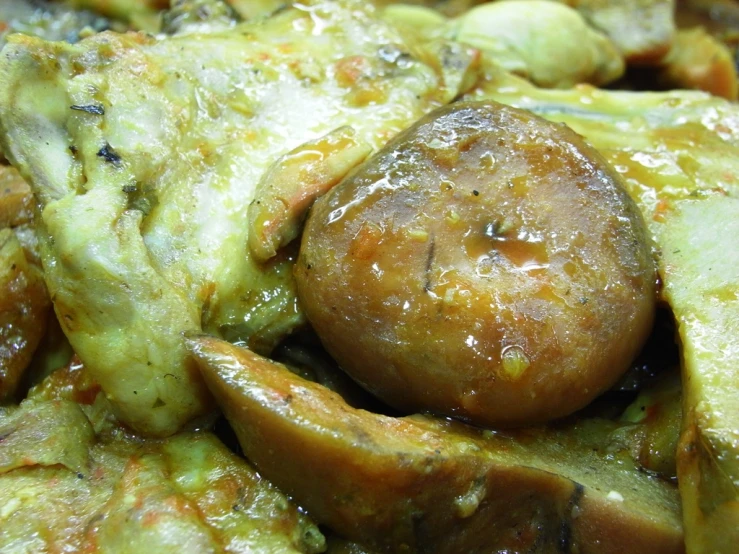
[[658, 27, 738, 100], [188, 335, 684, 554], [0, 164, 33, 229], [295, 101, 656, 427], [0, 228, 50, 401]]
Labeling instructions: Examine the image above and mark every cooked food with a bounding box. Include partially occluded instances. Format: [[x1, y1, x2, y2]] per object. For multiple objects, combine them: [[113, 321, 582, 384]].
[[189, 335, 684, 554], [554, 0, 676, 64], [225, 0, 286, 20], [0, 165, 53, 400], [473, 68, 739, 554], [64, 0, 165, 30], [0, 0, 110, 47], [0, 229, 50, 401], [659, 196, 739, 554], [619, 370, 682, 479], [0, 165, 38, 261], [0, 364, 325, 553], [658, 27, 738, 100], [0, 166, 31, 230], [69, 0, 286, 26], [470, 66, 739, 220], [447, 1, 625, 88], [0, 0, 476, 435], [380, 0, 676, 64], [1, 0, 737, 551], [296, 100, 655, 427], [247, 126, 372, 263]]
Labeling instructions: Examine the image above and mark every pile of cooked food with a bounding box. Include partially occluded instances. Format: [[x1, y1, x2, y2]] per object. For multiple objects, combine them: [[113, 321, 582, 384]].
[[0, 0, 737, 552]]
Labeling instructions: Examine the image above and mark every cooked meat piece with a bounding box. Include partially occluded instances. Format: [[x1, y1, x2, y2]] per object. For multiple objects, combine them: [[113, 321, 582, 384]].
[[380, 0, 677, 64], [0, 0, 478, 435], [0, 378, 324, 553], [448, 1, 625, 87], [659, 196, 739, 554], [472, 67, 739, 554], [65, 0, 166, 30], [0, 0, 111, 47], [560, 0, 676, 64]]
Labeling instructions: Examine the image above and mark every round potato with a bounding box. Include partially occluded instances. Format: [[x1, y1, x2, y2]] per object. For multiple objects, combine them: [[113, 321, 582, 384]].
[[295, 100, 656, 427]]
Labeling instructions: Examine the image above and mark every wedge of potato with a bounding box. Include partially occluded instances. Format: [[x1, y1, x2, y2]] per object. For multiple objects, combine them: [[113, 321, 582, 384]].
[[189, 335, 684, 553]]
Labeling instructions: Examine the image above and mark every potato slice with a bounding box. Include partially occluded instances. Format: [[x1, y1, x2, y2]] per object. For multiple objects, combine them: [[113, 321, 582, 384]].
[[658, 195, 739, 554], [189, 335, 684, 553]]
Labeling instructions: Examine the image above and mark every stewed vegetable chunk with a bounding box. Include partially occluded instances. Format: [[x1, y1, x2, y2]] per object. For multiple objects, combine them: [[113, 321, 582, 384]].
[[296, 101, 656, 427]]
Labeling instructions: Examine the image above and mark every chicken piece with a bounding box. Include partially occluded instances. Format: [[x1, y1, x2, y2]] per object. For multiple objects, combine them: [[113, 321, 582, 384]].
[[27, 355, 124, 435], [247, 126, 372, 262], [189, 336, 684, 554], [475, 0, 676, 64], [382, 2, 625, 88], [469, 67, 739, 226], [0, 399, 95, 474], [659, 196, 739, 554], [225, 0, 287, 20], [30, 355, 102, 405], [0, 229, 51, 401], [0, 0, 477, 435], [373, 0, 484, 17], [658, 27, 738, 100], [0, 378, 325, 553], [471, 68, 739, 554], [558, 0, 677, 64], [84, 434, 325, 553], [161, 0, 240, 34], [380, 4, 448, 39], [0, 0, 112, 162], [64, 0, 166, 30], [0, 0, 111, 47], [379, 0, 676, 63], [296, 100, 655, 427], [448, 1, 625, 88]]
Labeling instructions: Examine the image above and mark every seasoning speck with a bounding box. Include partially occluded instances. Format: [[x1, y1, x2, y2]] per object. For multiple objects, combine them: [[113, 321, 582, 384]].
[[97, 143, 122, 166], [70, 104, 105, 115]]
